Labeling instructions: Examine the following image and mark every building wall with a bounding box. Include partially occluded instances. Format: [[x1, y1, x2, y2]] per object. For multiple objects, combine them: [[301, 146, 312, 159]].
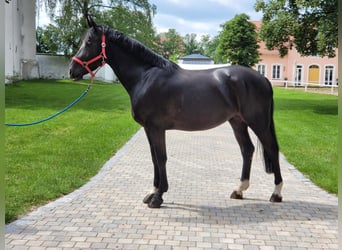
[[83, 64, 117, 83], [5, 0, 21, 81], [5, 0, 38, 82], [37, 54, 117, 82], [253, 21, 338, 86], [178, 64, 229, 70], [4, 0, 115, 83], [36, 54, 71, 79]]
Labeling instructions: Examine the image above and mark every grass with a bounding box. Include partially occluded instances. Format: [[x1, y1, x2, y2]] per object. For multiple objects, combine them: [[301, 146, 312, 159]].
[[5, 81, 337, 223], [273, 87, 338, 194], [5, 79, 140, 223]]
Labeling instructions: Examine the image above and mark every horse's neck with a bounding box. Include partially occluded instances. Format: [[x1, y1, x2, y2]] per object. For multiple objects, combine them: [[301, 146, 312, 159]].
[[106, 49, 148, 94]]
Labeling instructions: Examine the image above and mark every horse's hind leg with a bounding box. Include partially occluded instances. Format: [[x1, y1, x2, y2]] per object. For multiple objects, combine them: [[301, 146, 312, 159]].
[[229, 117, 255, 200], [259, 131, 283, 202], [250, 121, 283, 202]]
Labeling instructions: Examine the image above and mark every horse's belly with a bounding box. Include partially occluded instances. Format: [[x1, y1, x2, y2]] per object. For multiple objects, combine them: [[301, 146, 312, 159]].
[[161, 92, 236, 130], [172, 120, 227, 131], [171, 108, 232, 131]]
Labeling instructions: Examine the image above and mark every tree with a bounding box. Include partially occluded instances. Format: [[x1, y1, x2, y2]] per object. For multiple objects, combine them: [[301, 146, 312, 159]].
[[217, 14, 259, 67], [183, 33, 199, 55], [199, 35, 220, 63], [36, 27, 52, 54], [254, 0, 337, 58], [38, 0, 156, 56], [98, 3, 156, 48], [154, 29, 184, 61]]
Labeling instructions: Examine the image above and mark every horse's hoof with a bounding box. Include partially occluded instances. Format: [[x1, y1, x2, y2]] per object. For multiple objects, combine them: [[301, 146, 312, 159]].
[[270, 193, 282, 202], [230, 190, 243, 200], [148, 195, 163, 208], [143, 193, 154, 204]]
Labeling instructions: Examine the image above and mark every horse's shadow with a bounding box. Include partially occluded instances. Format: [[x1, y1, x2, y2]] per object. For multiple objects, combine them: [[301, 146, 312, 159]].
[[162, 199, 337, 225]]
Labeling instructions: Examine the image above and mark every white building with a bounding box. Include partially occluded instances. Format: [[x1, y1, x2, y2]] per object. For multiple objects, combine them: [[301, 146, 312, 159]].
[[5, 0, 39, 82], [178, 50, 214, 65], [5, 0, 117, 83], [178, 51, 229, 70]]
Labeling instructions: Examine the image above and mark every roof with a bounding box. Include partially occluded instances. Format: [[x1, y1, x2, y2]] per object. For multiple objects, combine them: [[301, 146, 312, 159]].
[[178, 53, 212, 61], [178, 50, 214, 65]]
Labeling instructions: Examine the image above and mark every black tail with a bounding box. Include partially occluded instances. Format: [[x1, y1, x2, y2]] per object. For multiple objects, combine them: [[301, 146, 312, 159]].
[[263, 98, 279, 174]]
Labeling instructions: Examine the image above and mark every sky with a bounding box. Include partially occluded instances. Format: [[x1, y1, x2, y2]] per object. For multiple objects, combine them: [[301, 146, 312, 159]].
[[149, 0, 263, 37], [37, 0, 263, 38]]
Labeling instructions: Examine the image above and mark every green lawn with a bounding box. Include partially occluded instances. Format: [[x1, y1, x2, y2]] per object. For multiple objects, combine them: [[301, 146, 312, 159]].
[[5, 80, 140, 223], [273, 87, 337, 194], [5, 81, 337, 223]]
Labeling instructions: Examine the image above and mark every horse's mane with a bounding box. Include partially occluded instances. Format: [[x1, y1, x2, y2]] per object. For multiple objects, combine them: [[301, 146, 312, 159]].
[[106, 27, 180, 72]]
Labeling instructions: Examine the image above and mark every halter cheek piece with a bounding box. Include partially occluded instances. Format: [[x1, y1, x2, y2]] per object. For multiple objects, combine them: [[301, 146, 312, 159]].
[[72, 33, 107, 78]]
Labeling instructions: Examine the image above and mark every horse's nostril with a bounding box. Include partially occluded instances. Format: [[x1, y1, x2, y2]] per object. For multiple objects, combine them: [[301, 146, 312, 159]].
[[69, 69, 78, 79]]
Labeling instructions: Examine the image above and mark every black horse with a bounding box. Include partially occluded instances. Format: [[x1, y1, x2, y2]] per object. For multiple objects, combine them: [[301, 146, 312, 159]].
[[70, 16, 283, 208]]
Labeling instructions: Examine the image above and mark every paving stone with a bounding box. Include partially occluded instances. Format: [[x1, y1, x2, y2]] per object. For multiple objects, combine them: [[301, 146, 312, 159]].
[[5, 125, 338, 249]]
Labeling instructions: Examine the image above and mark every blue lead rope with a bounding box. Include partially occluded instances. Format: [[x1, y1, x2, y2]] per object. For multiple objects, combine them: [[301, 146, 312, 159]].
[[5, 84, 92, 127]]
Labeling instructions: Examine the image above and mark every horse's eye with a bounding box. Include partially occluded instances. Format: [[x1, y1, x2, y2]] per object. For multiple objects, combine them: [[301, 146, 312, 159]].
[[86, 40, 92, 46]]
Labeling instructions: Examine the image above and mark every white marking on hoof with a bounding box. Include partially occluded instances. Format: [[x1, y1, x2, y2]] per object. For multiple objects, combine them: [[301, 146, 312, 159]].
[[235, 180, 250, 195], [273, 182, 283, 196], [145, 187, 158, 197]]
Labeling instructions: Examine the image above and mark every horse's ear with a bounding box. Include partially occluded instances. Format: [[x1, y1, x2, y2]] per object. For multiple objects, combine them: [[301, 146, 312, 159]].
[[86, 14, 96, 28]]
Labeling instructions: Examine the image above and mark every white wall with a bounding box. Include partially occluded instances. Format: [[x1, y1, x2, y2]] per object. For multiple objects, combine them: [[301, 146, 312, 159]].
[[83, 64, 117, 82], [5, 0, 21, 81], [36, 54, 70, 79], [37, 54, 117, 82], [178, 64, 230, 70], [5, 0, 38, 82]]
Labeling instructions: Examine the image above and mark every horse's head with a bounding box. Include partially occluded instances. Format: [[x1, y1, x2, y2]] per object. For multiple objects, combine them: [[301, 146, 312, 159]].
[[69, 15, 107, 80]]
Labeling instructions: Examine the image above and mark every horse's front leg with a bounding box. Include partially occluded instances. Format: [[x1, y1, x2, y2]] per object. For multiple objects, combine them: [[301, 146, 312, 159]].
[[142, 127, 168, 208]]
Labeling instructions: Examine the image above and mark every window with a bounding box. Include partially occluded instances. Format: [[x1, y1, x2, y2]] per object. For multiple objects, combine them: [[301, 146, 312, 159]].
[[256, 64, 266, 76], [324, 65, 334, 85], [272, 64, 281, 79]]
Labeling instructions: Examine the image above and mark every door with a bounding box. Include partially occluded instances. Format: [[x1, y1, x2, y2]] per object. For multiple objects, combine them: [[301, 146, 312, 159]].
[[308, 65, 319, 84]]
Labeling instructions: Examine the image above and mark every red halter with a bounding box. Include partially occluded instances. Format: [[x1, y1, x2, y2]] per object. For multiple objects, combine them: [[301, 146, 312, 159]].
[[72, 33, 107, 78]]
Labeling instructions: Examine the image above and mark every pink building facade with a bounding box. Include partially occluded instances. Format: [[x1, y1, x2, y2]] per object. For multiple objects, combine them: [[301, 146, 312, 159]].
[[252, 21, 338, 87]]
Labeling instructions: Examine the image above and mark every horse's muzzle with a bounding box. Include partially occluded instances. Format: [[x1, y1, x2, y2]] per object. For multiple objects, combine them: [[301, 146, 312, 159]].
[[69, 61, 85, 81], [69, 70, 83, 81]]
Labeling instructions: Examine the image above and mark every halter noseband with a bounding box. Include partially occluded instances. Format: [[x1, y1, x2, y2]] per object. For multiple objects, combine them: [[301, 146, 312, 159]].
[[72, 33, 107, 78]]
